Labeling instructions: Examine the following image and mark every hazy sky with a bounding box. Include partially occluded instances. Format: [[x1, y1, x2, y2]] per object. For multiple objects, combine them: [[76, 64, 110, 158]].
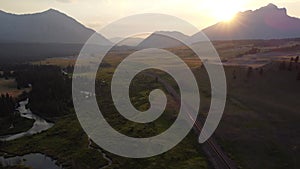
[[1, 0, 300, 38]]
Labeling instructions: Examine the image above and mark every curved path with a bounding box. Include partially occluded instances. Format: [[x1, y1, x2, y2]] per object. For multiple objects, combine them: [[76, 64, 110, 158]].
[[88, 138, 112, 169]]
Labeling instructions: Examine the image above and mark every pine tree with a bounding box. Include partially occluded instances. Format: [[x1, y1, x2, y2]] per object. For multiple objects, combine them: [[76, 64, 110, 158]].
[[259, 68, 264, 75], [233, 70, 237, 79], [295, 56, 299, 63], [247, 67, 253, 78]]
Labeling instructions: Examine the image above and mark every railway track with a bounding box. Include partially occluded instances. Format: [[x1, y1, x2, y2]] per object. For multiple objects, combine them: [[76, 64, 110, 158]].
[[146, 73, 236, 169]]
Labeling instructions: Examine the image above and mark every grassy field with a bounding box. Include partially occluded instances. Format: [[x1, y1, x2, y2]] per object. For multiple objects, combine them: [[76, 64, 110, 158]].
[[31, 57, 76, 67], [155, 58, 300, 169], [92, 68, 209, 168], [192, 61, 300, 169], [1, 113, 209, 169], [0, 79, 28, 98]]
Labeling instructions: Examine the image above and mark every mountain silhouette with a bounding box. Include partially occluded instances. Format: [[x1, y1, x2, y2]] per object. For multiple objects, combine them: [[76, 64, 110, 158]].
[[192, 3, 300, 41], [0, 9, 111, 45], [137, 31, 190, 49], [110, 37, 144, 46]]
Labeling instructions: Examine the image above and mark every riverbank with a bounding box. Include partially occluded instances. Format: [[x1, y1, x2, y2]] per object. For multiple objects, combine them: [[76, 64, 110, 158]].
[[0, 153, 62, 169], [0, 115, 108, 169], [0, 116, 34, 136], [0, 99, 54, 142]]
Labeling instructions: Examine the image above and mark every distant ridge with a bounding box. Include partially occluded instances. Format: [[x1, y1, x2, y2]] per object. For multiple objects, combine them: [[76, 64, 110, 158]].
[[137, 31, 190, 49], [0, 9, 112, 45], [110, 37, 144, 46], [193, 3, 300, 41]]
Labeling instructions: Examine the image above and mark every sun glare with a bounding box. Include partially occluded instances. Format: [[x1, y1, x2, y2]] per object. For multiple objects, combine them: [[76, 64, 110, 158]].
[[200, 0, 247, 22], [215, 10, 236, 22], [213, 5, 238, 22]]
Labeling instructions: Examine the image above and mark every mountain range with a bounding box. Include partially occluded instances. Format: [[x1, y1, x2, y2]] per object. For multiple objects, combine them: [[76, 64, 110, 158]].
[[0, 3, 299, 50], [110, 37, 144, 46], [0, 9, 111, 45], [199, 3, 300, 41], [139, 3, 300, 48], [137, 31, 190, 49]]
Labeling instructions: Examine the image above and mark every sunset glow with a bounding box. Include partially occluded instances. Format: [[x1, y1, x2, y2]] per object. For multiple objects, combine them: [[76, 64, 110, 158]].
[[202, 0, 245, 22], [214, 10, 236, 22], [0, 0, 299, 36]]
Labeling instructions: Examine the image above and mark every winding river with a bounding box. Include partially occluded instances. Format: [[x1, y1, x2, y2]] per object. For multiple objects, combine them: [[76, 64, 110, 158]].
[[0, 98, 112, 169], [0, 99, 61, 168], [0, 99, 54, 141]]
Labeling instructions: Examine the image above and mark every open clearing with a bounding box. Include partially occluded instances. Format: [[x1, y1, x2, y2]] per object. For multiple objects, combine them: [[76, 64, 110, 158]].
[[0, 78, 29, 97]]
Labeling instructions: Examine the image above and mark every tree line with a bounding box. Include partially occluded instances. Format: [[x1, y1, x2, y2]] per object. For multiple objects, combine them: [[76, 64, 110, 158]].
[[15, 65, 72, 118], [0, 93, 15, 118]]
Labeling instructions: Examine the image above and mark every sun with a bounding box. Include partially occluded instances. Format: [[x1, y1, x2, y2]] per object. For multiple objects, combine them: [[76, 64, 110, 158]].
[[201, 0, 245, 22], [213, 5, 238, 22], [214, 10, 236, 22]]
